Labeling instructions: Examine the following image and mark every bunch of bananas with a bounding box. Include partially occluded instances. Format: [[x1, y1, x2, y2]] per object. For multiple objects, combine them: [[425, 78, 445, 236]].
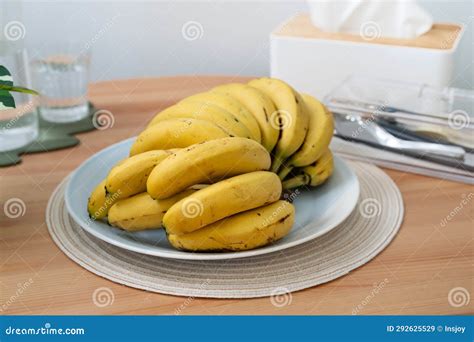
[[87, 78, 334, 252]]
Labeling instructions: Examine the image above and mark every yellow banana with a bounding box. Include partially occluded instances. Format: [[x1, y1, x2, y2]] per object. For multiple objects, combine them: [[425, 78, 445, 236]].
[[147, 137, 271, 200], [213, 83, 279, 152], [167, 200, 295, 252], [147, 102, 252, 139], [282, 149, 334, 190], [179, 92, 261, 142], [108, 189, 196, 231], [130, 118, 229, 156], [106, 150, 173, 199], [163, 171, 281, 235], [87, 158, 128, 220], [87, 179, 121, 220], [278, 94, 334, 180], [248, 77, 309, 173]]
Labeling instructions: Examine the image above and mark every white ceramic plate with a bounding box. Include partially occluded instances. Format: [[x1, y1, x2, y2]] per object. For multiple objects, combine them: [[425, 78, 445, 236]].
[[65, 138, 360, 260]]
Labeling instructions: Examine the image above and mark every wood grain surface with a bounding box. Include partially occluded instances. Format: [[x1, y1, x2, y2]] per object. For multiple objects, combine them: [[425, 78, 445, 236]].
[[0, 76, 472, 315], [275, 14, 461, 50]]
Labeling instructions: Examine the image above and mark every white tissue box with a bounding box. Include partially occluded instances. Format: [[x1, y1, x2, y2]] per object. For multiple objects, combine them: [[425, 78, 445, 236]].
[[270, 14, 464, 98]]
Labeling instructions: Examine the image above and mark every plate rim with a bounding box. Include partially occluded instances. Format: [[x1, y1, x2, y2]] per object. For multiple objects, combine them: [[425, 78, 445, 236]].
[[65, 138, 360, 260]]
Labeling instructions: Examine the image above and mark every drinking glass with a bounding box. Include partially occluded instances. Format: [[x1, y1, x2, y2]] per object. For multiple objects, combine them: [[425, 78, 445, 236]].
[[0, 48, 39, 152], [30, 43, 91, 123]]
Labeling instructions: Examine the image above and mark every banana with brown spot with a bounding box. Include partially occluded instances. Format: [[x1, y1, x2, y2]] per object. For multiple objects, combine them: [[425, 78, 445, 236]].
[[106, 150, 174, 199], [180, 91, 261, 142], [213, 83, 279, 152], [130, 118, 229, 156], [108, 189, 197, 231], [282, 149, 334, 189], [147, 101, 252, 139], [278, 94, 334, 180], [248, 77, 309, 172], [167, 200, 295, 252], [147, 137, 271, 200], [163, 171, 281, 235]]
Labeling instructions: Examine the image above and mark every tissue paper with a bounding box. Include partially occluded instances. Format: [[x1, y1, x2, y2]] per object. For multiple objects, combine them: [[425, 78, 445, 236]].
[[307, 0, 433, 39]]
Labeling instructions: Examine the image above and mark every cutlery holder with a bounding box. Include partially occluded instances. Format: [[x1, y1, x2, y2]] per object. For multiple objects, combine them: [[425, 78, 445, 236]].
[[325, 76, 473, 151]]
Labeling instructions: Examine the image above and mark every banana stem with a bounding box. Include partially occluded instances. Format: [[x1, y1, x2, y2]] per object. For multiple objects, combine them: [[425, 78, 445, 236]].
[[270, 155, 284, 173], [282, 175, 307, 190], [277, 164, 293, 180]]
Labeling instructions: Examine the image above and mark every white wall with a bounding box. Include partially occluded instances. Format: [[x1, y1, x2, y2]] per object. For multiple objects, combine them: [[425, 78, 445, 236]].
[[16, 0, 474, 88]]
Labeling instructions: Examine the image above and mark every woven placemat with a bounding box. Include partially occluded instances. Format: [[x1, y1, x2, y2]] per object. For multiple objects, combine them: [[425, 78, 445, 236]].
[[46, 161, 403, 298]]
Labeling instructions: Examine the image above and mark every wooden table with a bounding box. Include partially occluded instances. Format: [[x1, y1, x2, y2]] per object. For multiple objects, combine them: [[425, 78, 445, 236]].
[[1, 76, 472, 315]]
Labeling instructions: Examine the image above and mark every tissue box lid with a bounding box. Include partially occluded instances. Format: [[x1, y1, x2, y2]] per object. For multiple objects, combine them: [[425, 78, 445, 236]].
[[273, 14, 462, 50]]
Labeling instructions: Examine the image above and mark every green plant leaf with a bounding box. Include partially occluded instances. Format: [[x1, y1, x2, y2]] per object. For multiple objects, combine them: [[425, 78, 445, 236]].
[[0, 65, 14, 87], [0, 65, 39, 111], [0, 89, 15, 109]]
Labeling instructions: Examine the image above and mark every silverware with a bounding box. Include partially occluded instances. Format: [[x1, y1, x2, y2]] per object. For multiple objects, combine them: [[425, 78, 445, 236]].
[[334, 114, 466, 160], [327, 98, 451, 126], [375, 118, 445, 144], [329, 98, 432, 117]]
